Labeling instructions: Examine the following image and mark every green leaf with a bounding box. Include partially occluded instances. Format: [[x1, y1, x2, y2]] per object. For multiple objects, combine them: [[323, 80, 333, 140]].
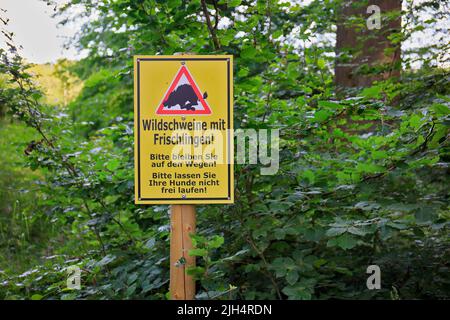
[[318, 101, 342, 109], [272, 30, 283, 39], [240, 46, 257, 59], [270, 257, 296, 278], [300, 169, 315, 184], [127, 272, 138, 285], [303, 227, 326, 242], [221, 249, 249, 261], [347, 226, 368, 236], [282, 279, 315, 300], [432, 103, 450, 115], [372, 150, 388, 160], [238, 68, 249, 77], [317, 58, 326, 69], [360, 85, 382, 99], [228, 0, 242, 7], [325, 227, 346, 237], [126, 283, 137, 296], [60, 293, 77, 300], [31, 294, 43, 300], [314, 259, 327, 268], [269, 201, 293, 212], [96, 254, 116, 267], [190, 234, 206, 247], [186, 266, 206, 277], [415, 206, 437, 224], [313, 110, 332, 122], [409, 114, 423, 130], [145, 238, 156, 249], [106, 158, 120, 171], [356, 163, 384, 174]]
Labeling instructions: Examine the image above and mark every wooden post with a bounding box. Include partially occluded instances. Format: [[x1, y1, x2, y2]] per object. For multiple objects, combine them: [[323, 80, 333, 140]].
[[170, 204, 196, 300], [169, 51, 197, 300]]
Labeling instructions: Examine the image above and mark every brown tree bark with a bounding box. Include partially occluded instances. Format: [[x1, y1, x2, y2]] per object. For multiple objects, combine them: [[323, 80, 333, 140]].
[[335, 0, 402, 90]]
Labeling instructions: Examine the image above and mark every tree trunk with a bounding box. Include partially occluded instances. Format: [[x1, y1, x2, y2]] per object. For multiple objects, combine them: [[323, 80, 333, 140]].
[[335, 0, 402, 90]]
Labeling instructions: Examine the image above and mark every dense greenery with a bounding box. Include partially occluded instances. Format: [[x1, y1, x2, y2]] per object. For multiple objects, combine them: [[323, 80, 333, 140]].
[[0, 0, 449, 300]]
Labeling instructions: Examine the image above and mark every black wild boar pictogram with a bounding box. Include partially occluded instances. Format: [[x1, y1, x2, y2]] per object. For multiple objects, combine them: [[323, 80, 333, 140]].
[[163, 84, 208, 111]]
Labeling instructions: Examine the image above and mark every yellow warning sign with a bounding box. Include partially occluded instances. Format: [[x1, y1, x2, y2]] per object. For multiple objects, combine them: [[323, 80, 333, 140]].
[[134, 55, 234, 204]]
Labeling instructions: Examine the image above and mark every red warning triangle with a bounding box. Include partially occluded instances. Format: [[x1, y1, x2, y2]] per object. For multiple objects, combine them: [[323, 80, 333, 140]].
[[156, 65, 212, 115]]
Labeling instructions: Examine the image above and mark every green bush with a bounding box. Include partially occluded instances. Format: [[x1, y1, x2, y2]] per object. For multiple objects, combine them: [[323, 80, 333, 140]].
[[0, 0, 448, 300]]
